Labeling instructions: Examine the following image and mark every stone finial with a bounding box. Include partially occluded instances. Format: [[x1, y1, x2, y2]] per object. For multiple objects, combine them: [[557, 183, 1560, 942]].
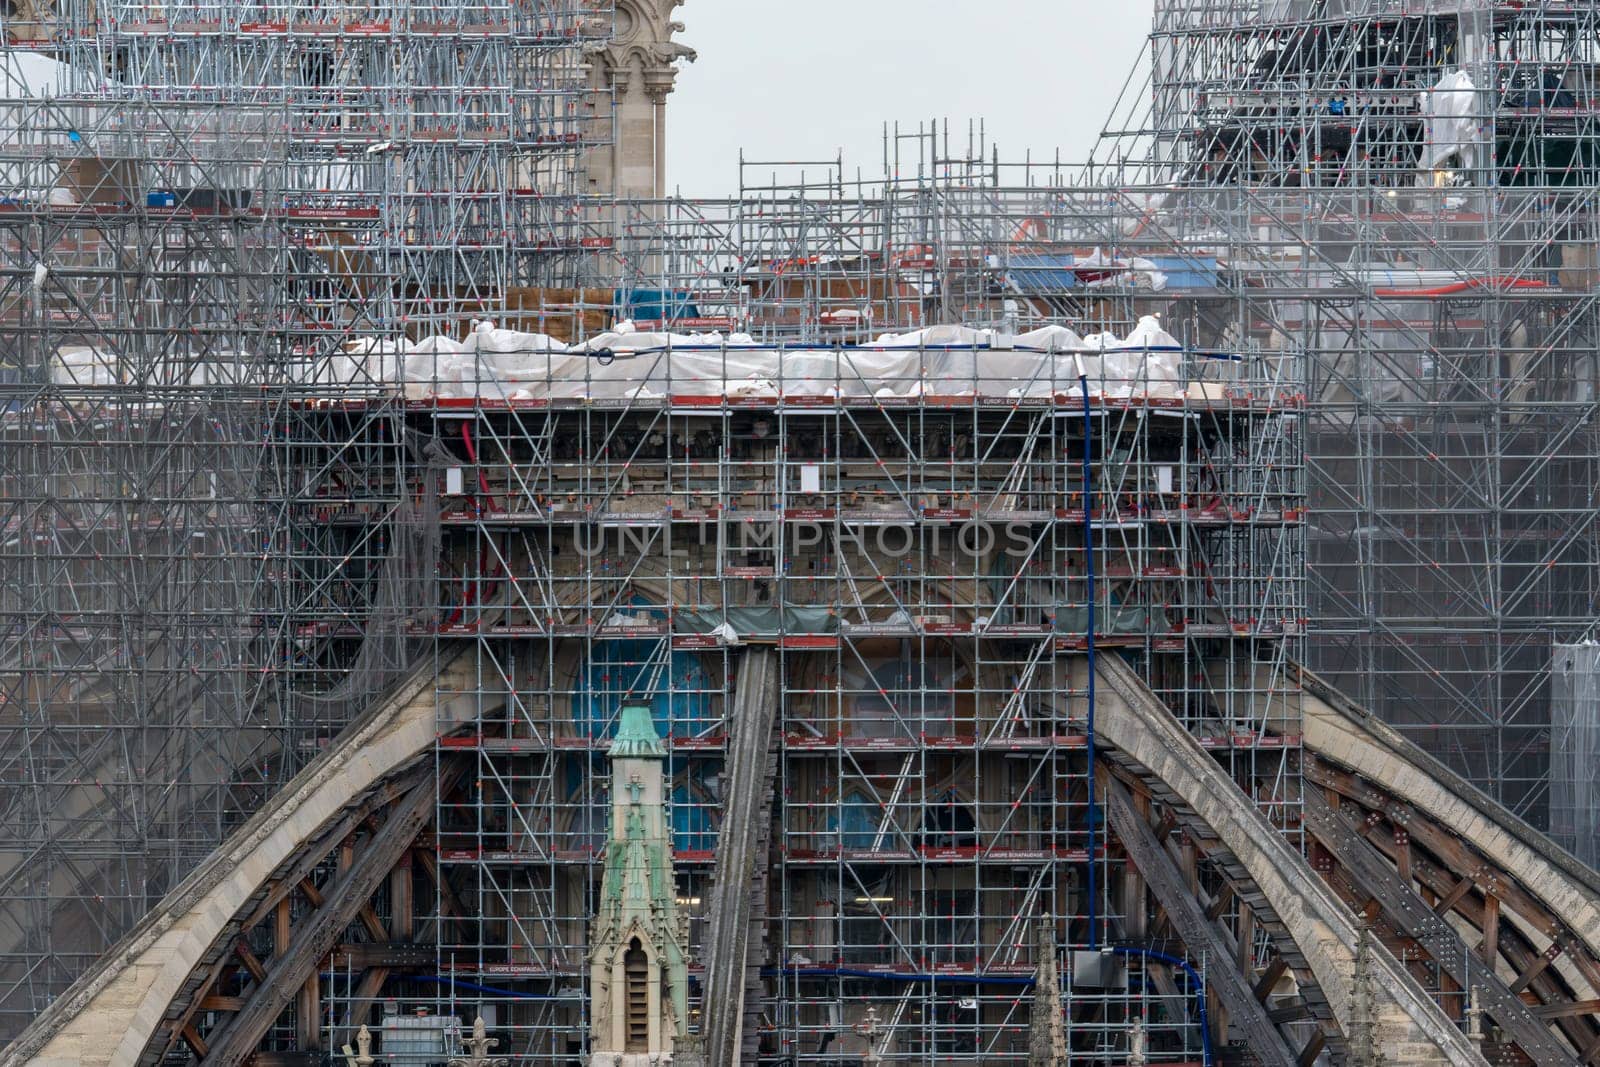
[[853, 1005, 883, 1065], [447, 1016, 508, 1067], [1465, 986, 1485, 1047], [354, 1024, 375, 1067]]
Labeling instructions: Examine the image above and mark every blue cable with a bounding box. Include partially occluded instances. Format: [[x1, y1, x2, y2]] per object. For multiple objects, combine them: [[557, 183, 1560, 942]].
[[1077, 370, 1214, 1067], [778, 966, 1035, 986], [1108, 947, 1216, 1067], [1080, 368, 1100, 950], [408, 976, 559, 1000]]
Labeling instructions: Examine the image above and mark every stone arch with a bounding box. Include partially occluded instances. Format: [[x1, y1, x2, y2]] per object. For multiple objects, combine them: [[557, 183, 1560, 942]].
[[0, 652, 479, 1067]]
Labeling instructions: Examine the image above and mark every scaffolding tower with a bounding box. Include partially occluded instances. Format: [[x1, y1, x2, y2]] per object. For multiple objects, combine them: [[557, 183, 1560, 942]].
[[1097, 0, 1600, 826], [408, 331, 1304, 1061], [0, 0, 610, 1037], [605, 0, 1600, 827], [3, 0, 1585, 1060]]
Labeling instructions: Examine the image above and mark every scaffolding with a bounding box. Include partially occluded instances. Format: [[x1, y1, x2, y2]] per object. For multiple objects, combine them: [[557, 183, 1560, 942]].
[[605, 0, 1600, 827], [0, 0, 609, 1039], [1097, 0, 1600, 824], [414, 332, 1304, 1061], [1551, 641, 1600, 868], [3, 0, 1586, 1060]]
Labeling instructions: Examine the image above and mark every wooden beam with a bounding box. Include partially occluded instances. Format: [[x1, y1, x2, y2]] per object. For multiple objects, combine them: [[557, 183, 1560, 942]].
[[180, 1023, 210, 1058], [1511, 946, 1561, 996], [1433, 874, 1477, 916], [152, 763, 435, 1066], [234, 940, 267, 984], [1402, 848, 1600, 1055], [334, 966, 391, 1051], [296, 970, 320, 1050], [1206, 882, 1234, 922], [231, 766, 429, 935], [1297, 1030, 1326, 1067], [1306, 756, 1600, 999], [390, 852, 414, 941], [1253, 956, 1289, 1002], [356, 904, 388, 943], [1366, 837, 1600, 1054], [1102, 781, 1300, 1067], [1534, 999, 1600, 1020], [274, 901, 291, 956], [199, 770, 446, 1065], [1482, 893, 1501, 968], [1238, 904, 1255, 975], [414, 845, 468, 943], [332, 942, 436, 969], [154, 935, 253, 1061], [198, 996, 245, 1012], [1440, 969, 1462, 1022]]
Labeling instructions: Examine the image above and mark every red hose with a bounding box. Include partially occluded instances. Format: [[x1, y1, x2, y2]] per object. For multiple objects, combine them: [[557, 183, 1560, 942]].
[[1374, 276, 1549, 298], [442, 423, 502, 628], [441, 541, 501, 628], [460, 421, 498, 513]]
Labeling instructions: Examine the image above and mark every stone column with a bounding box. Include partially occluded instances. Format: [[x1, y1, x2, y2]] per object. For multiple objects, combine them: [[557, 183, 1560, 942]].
[[585, 1, 695, 201]]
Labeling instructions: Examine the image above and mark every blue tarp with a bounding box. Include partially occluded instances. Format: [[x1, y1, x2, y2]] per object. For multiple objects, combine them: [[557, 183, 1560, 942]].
[[1143, 254, 1221, 289], [1007, 253, 1079, 293], [671, 781, 717, 852], [574, 599, 713, 738], [572, 597, 717, 851], [574, 636, 713, 739], [1007, 253, 1220, 292], [560, 753, 720, 852], [617, 288, 702, 323], [832, 790, 879, 849]]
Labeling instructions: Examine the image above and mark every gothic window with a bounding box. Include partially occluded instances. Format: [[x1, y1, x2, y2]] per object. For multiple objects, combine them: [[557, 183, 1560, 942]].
[[624, 938, 649, 1052]]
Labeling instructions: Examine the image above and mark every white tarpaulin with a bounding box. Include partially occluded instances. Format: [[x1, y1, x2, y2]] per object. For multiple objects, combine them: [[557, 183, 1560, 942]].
[[50, 315, 1197, 401], [1420, 69, 1478, 172], [1552, 642, 1600, 868]]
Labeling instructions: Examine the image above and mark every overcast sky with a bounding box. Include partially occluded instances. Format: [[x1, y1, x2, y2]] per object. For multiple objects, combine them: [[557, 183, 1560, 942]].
[[664, 1, 1155, 196]]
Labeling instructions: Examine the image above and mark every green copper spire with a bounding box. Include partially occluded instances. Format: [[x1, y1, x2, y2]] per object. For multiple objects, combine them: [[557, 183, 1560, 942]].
[[609, 703, 667, 758], [587, 700, 692, 1059]]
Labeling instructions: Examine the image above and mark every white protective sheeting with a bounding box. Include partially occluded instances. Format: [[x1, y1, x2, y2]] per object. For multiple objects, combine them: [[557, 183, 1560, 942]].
[[867, 324, 993, 348], [51, 346, 118, 387], [0, 51, 86, 98], [49, 316, 1194, 401], [1014, 325, 1086, 351], [1552, 642, 1600, 868], [1420, 70, 1478, 172], [1073, 248, 1170, 292]]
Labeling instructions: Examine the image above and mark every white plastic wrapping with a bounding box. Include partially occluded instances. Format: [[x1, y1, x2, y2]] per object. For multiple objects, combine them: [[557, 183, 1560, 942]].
[[49, 317, 1193, 401], [1420, 70, 1478, 172]]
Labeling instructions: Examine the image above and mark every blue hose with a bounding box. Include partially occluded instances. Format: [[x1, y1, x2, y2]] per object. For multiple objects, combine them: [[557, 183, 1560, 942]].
[[1077, 372, 1213, 1067], [409, 975, 559, 1000], [1108, 947, 1216, 1067], [778, 966, 1035, 986], [1080, 370, 1100, 950]]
